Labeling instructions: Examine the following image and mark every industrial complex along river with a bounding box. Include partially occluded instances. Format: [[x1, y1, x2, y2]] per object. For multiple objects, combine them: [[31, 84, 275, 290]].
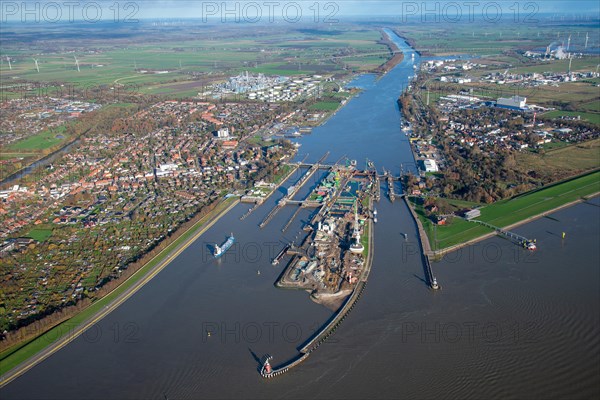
[[1, 30, 598, 399]]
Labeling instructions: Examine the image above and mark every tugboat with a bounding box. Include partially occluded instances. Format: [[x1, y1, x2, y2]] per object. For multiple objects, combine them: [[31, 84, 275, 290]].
[[214, 233, 235, 258]]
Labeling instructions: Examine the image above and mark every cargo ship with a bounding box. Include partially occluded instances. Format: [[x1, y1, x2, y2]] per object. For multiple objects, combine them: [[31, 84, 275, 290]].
[[214, 234, 235, 258]]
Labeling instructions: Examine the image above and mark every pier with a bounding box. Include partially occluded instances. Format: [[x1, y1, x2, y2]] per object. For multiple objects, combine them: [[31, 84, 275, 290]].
[[281, 205, 302, 233], [259, 152, 332, 228], [466, 219, 537, 249], [261, 217, 374, 379], [402, 194, 440, 289], [239, 202, 260, 221], [272, 243, 291, 265], [422, 255, 439, 290]]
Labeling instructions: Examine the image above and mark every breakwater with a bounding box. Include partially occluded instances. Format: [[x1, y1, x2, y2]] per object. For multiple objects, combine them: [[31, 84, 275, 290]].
[[262, 219, 374, 378]]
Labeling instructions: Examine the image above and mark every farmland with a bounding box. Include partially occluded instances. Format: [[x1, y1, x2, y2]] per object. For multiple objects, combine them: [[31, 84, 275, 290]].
[[1, 23, 390, 98]]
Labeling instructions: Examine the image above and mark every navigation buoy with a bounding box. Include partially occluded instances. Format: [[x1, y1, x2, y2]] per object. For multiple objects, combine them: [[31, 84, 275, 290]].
[[562, 232, 566, 239]]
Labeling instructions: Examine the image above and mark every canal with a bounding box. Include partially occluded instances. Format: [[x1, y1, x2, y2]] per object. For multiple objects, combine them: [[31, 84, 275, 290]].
[[1, 30, 598, 399]]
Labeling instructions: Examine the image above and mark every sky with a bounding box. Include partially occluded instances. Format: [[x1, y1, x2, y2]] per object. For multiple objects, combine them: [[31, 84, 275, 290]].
[[1, 1, 599, 23]]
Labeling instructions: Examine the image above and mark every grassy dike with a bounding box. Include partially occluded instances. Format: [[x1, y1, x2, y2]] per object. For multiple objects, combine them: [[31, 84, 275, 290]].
[[413, 170, 600, 251], [0, 196, 239, 383]]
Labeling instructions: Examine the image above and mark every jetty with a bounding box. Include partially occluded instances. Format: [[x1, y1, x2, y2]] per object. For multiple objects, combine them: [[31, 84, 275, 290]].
[[261, 216, 374, 379], [259, 153, 330, 228], [272, 243, 291, 265], [466, 219, 537, 249], [281, 205, 302, 233]]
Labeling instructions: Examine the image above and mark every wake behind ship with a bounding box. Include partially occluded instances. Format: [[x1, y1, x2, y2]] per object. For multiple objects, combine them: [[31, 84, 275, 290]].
[[214, 234, 235, 258]]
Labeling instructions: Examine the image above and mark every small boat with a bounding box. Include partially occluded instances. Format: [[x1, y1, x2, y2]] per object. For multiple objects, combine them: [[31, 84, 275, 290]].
[[374, 216, 378, 223], [257, 270, 261, 275]]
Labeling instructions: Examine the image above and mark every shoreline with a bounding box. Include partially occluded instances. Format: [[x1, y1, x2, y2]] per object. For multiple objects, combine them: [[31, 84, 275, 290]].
[[430, 192, 600, 258], [0, 196, 239, 386]]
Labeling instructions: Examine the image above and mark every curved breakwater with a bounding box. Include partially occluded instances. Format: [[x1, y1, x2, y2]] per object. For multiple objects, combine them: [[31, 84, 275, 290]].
[[262, 281, 369, 378], [262, 218, 374, 378]]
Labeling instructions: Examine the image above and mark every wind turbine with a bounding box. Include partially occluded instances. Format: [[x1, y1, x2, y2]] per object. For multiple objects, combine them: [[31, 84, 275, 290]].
[[585, 32, 589, 49], [33, 58, 40, 73], [74, 56, 80, 72], [567, 34, 571, 51], [6, 56, 12, 70]]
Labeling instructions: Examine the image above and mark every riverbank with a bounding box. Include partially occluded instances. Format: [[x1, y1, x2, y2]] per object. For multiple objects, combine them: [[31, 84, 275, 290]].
[[0, 133, 84, 189], [431, 191, 600, 258], [0, 196, 239, 385], [406, 170, 600, 257]]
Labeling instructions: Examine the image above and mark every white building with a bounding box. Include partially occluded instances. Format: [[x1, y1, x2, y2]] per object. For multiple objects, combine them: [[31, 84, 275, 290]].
[[216, 127, 230, 138], [422, 159, 439, 172], [465, 209, 481, 220], [158, 163, 178, 172], [497, 95, 527, 110]]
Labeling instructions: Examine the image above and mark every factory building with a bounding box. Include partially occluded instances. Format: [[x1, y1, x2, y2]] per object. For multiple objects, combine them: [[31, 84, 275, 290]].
[[496, 95, 527, 110]]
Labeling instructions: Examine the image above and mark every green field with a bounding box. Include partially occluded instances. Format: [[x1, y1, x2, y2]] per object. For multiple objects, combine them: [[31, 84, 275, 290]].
[[581, 100, 600, 112], [26, 228, 53, 242], [271, 163, 295, 185], [0, 196, 238, 377], [0, 27, 388, 97], [541, 110, 600, 126], [6, 127, 68, 152], [417, 171, 600, 250], [518, 138, 600, 174], [309, 101, 341, 111]]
